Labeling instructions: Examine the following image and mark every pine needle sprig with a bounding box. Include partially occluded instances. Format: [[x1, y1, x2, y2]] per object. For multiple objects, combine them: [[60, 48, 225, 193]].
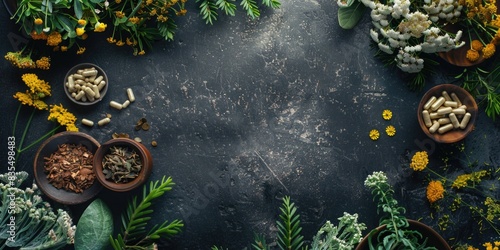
[[240, 0, 260, 19], [110, 176, 184, 250], [276, 196, 304, 250], [252, 233, 269, 250], [216, 0, 237, 16], [198, 0, 219, 24]]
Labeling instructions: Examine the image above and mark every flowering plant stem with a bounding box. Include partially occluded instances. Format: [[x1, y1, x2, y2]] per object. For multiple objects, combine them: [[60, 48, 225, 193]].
[[13, 104, 60, 163]]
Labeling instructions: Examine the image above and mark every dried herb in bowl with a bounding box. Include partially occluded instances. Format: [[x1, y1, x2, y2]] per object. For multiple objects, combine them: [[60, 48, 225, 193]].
[[44, 144, 96, 193], [102, 146, 142, 183]]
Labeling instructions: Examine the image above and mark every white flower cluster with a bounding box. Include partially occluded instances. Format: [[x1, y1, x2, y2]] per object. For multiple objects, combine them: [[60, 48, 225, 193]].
[[311, 212, 367, 249], [364, 171, 388, 188], [361, 0, 465, 73], [423, 0, 463, 22]]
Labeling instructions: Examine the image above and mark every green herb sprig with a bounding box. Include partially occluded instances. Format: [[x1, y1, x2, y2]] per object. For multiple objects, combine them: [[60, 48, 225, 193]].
[[197, 0, 281, 25], [109, 176, 184, 250]]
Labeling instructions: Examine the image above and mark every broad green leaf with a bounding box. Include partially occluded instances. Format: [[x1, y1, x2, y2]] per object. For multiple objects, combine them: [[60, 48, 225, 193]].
[[338, 1, 366, 29], [74, 0, 83, 19], [75, 199, 114, 250]]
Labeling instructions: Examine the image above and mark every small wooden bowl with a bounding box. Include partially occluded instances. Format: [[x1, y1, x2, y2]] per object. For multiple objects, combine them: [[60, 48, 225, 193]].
[[34, 132, 102, 205], [417, 84, 478, 143], [93, 138, 153, 192], [64, 63, 108, 105]]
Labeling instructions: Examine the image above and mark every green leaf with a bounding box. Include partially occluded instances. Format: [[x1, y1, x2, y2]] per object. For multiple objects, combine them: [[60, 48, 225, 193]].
[[337, 1, 366, 29], [198, 0, 218, 25], [216, 0, 236, 16], [75, 199, 114, 250], [74, 0, 83, 19], [241, 0, 260, 19]]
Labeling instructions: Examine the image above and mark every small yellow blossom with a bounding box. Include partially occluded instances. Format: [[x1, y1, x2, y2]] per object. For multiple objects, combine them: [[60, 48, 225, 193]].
[[382, 109, 392, 120], [471, 39, 484, 51], [81, 33, 88, 40], [77, 47, 86, 55], [115, 0, 121, 3], [35, 57, 50, 70], [107, 37, 117, 44], [30, 30, 48, 40], [76, 27, 86, 36], [483, 43, 496, 59], [452, 170, 489, 189], [22, 73, 51, 97], [146, 0, 153, 4], [4, 52, 36, 69], [94, 22, 107, 32], [77, 19, 87, 26], [60, 46, 68, 52], [129, 17, 140, 24], [48, 104, 79, 131], [157, 15, 168, 22], [34, 18, 43, 25], [426, 180, 444, 203], [369, 129, 380, 141], [410, 151, 429, 171], [115, 11, 125, 18], [385, 125, 396, 136], [176, 9, 187, 16], [13, 92, 48, 110], [116, 40, 125, 46], [138, 50, 145, 55], [466, 49, 480, 62], [46, 32, 62, 46]]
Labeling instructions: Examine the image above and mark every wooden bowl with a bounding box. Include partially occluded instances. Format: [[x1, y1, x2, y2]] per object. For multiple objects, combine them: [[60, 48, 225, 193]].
[[417, 84, 478, 143], [64, 63, 108, 105], [93, 138, 153, 192], [34, 132, 102, 205]]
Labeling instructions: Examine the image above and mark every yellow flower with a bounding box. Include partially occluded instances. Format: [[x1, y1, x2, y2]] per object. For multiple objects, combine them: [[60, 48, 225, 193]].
[[471, 39, 483, 51], [138, 50, 145, 55], [34, 18, 43, 25], [115, 11, 125, 18], [452, 174, 470, 189], [30, 30, 48, 40], [382, 109, 392, 120], [115, 0, 121, 3], [76, 27, 86, 36], [77, 47, 86, 55], [410, 151, 429, 171], [129, 17, 140, 24], [46, 32, 62, 46], [146, 0, 153, 4], [94, 22, 107, 32], [48, 104, 78, 131], [4, 51, 36, 69], [61, 46, 68, 52], [107, 37, 117, 44], [81, 33, 88, 40], [369, 129, 380, 141], [116, 40, 125, 46], [22, 73, 51, 97], [13, 92, 48, 110], [466, 49, 480, 62], [35, 57, 50, 70], [385, 125, 396, 136], [426, 180, 444, 203], [483, 43, 496, 59], [77, 19, 87, 26], [176, 9, 187, 16]]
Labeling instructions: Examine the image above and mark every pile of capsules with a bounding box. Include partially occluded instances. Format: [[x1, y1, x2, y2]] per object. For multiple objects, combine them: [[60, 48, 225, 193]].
[[421, 90, 472, 134], [81, 88, 135, 127], [65, 66, 106, 102]]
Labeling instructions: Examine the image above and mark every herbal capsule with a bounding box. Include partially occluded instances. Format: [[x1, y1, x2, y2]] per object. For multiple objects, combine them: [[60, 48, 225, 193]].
[[423, 96, 437, 110], [81, 95, 87, 102], [449, 113, 460, 128], [73, 73, 85, 80], [84, 86, 96, 97], [127, 88, 135, 102], [98, 117, 111, 126], [109, 101, 123, 110], [122, 100, 131, 108], [429, 112, 444, 119], [71, 92, 77, 98], [438, 123, 454, 134], [451, 93, 462, 106], [81, 119, 94, 127], [442, 91, 452, 101], [68, 75, 75, 91], [452, 108, 466, 115], [429, 121, 440, 134], [422, 110, 432, 127], [82, 69, 98, 77], [438, 118, 451, 125], [458, 105, 467, 110], [431, 96, 446, 111], [97, 81, 106, 91], [460, 113, 472, 129], [94, 75, 104, 85], [75, 90, 85, 100], [444, 101, 458, 108], [92, 85, 100, 99], [436, 106, 453, 115]]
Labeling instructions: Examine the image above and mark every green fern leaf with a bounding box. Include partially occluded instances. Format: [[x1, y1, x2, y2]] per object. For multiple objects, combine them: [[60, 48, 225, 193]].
[[276, 196, 304, 250], [252, 233, 269, 250], [240, 0, 260, 19], [197, 0, 218, 24], [216, 0, 237, 16], [262, 0, 280, 8]]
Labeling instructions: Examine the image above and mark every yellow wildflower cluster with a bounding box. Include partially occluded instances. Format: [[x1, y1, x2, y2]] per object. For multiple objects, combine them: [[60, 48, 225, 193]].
[[35, 57, 51, 70], [451, 170, 489, 189], [4, 52, 36, 69], [47, 32, 62, 46], [462, 0, 499, 61], [13, 74, 51, 110], [94, 22, 107, 32], [369, 129, 380, 140], [485, 197, 500, 221], [484, 242, 500, 250], [426, 180, 445, 203], [410, 151, 429, 171], [48, 104, 79, 132]]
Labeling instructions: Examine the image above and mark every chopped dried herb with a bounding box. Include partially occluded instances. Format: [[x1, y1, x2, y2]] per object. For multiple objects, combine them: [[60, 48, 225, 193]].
[[102, 146, 142, 183], [44, 144, 96, 193], [134, 118, 150, 131]]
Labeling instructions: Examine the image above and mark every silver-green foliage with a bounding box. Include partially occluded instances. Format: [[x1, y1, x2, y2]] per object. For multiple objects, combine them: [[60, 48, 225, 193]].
[[75, 199, 113, 250], [310, 213, 367, 250], [0, 171, 75, 250]]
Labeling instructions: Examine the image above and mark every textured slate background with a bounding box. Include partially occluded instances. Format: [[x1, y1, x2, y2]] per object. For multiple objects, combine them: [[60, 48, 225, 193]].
[[1, 0, 500, 249]]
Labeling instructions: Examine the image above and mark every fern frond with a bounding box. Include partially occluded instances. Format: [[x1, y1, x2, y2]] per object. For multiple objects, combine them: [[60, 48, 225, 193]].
[[276, 196, 304, 250], [216, 0, 237, 16], [197, 0, 218, 24], [252, 233, 269, 250], [262, 0, 280, 8], [240, 0, 260, 19]]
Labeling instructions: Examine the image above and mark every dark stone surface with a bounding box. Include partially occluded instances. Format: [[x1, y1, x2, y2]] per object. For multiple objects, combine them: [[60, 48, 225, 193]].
[[1, 0, 500, 249]]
